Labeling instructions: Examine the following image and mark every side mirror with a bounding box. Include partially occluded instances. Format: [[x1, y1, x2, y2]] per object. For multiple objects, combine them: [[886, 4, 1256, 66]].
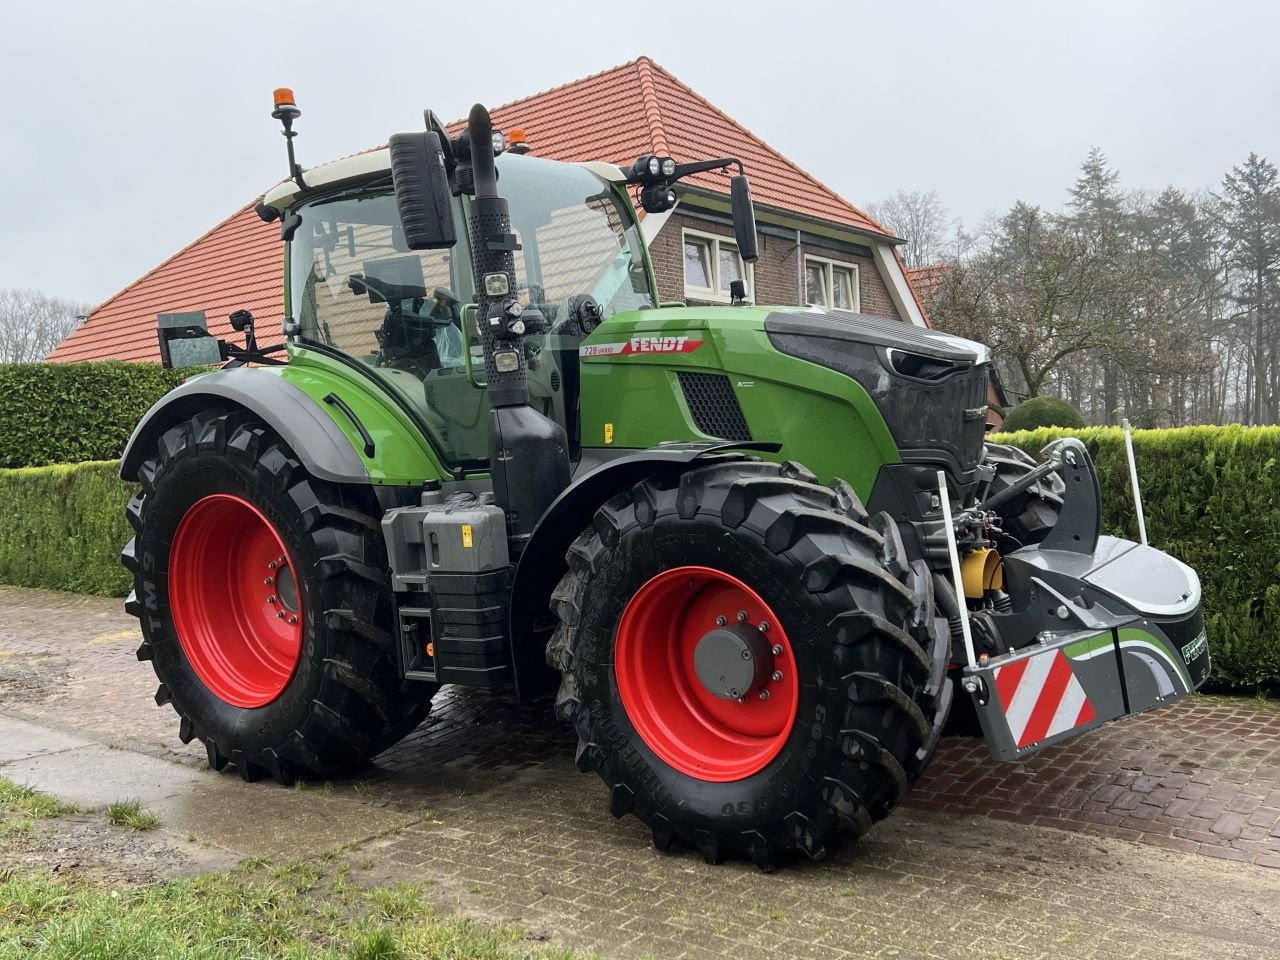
[[157, 311, 222, 369], [388, 131, 457, 250], [730, 174, 759, 263]]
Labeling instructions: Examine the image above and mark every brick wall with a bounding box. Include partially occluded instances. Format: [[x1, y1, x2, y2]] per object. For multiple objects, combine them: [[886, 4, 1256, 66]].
[[649, 211, 902, 321]]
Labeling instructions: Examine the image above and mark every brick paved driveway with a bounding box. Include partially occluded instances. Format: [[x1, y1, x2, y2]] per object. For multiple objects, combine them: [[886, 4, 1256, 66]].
[[3, 584, 1279, 959]]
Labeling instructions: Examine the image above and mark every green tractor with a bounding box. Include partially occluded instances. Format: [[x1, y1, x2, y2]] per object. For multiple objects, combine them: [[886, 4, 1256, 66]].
[[122, 92, 1209, 869]]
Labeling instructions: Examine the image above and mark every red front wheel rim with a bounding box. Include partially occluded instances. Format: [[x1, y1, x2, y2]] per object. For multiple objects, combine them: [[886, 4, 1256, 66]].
[[614, 566, 799, 782], [169, 494, 303, 709]]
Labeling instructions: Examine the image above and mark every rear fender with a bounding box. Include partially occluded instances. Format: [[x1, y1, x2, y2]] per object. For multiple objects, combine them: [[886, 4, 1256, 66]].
[[507, 441, 780, 698], [120, 367, 370, 484]]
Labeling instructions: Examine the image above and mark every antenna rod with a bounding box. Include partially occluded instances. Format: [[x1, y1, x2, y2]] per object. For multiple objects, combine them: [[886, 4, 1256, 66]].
[[271, 88, 305, 190], [938, 470, 977, 669], [1121, 418, 1148, 546]]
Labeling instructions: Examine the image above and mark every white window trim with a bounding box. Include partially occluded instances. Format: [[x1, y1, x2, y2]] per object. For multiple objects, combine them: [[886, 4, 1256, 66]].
[[872, 242, 927, 326], [803, 254, 860, 312], [682, 228, 753, 303]]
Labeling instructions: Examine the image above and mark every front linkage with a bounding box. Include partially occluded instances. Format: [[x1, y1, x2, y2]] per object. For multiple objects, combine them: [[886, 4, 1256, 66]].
[[949, 439, 1208, 760]]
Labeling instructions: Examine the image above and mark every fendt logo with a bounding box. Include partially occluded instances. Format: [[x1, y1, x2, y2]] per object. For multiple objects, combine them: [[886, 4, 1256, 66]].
[[628, 335, 702, 354], [579, 337, 705, 358]]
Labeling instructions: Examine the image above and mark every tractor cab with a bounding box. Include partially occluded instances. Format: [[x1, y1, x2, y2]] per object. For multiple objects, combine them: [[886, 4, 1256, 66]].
[[280, 153, 655, 469]]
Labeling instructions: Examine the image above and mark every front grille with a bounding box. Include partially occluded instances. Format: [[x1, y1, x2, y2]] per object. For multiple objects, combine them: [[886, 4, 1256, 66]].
[[677, 372, 752, 441], [948, 366, 989, 473]]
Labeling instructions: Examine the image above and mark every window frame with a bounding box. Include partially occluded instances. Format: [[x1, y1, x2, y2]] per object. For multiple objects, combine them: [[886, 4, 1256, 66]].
[[803, 254, 860, 312], [682, 228, 752, 303]]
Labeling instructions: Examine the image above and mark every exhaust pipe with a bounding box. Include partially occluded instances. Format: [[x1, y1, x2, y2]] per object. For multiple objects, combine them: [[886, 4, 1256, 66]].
[[464, 104, 570, 552]]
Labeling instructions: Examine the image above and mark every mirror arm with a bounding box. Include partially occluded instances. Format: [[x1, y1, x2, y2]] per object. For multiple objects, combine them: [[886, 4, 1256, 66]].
[[220, 341, 289, 368], [670, 157, 743, 181], [624, 157, 745, 186]]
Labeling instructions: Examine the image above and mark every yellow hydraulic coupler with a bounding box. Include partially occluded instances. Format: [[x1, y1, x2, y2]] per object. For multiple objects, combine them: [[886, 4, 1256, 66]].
[[960, 547, 1003, 599]]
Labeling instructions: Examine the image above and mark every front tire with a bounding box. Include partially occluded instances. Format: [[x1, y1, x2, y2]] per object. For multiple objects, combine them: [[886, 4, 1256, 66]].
[[123, 409, 435, 784], [547, 460, 949, 869]]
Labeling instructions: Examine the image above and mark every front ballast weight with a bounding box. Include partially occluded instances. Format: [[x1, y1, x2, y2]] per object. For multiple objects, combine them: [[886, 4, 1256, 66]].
[[949, 438, 1210, 761]]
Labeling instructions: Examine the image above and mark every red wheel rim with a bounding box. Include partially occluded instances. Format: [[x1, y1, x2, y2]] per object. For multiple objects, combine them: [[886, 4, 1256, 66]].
[[169, 494, 303, 708], [614, 566, 799, 782]]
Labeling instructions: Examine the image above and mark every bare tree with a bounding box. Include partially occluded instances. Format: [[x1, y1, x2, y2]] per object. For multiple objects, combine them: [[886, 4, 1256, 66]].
[[931, 201, 1119, 399], [928, 148, 1258, 427], [865, 190, 951, 269], [1218, 153, 1280, 424], [0, 289, 90, 363]]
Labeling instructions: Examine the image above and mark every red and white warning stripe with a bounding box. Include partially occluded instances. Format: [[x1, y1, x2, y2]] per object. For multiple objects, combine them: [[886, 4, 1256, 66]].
[[994, 649, 1096, 749]]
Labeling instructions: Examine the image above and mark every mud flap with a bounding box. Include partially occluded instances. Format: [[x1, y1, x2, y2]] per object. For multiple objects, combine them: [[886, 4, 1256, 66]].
[[966, 613, 1210, 761]]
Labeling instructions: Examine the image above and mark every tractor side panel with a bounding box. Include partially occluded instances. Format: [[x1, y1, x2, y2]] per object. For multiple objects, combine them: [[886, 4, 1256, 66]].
[[577, 308, 899, 500], [277, 347, 451, 486]]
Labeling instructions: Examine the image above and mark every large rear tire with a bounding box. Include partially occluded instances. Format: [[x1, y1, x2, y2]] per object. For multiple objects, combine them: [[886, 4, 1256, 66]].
[[122, 409, 435, 784], [547, 460, 949, 869]]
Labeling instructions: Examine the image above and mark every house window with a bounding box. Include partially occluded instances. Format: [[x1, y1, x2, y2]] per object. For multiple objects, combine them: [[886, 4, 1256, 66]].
[[804, 256, 859, 311], [683, 229, 750, 301]]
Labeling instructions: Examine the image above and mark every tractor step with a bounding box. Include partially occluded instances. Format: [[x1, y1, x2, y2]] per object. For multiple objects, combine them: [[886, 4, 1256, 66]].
[[396, 569, 514, 687], [383, 491, 515, 688]]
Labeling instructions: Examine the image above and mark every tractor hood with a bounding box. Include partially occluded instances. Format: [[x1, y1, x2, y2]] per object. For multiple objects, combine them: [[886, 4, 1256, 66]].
[[764, 309, 992, 483], [764, 309, 990, 365]]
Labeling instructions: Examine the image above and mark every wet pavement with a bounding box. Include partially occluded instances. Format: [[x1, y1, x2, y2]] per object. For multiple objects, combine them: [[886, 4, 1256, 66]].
[[2, 584, 1280, 959]]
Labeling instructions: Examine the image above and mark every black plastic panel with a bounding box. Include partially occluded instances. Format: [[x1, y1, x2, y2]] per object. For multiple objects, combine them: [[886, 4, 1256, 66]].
[[677, 372, 752, 441]]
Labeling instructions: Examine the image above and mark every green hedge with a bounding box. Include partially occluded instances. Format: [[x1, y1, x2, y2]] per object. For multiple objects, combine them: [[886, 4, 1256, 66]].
[[992, 425, 1280, 692], [0, 461, 135, 596], [0, 362, 188, 468], [1001, 395, 1086, 432], [1, 426, 1278, 692]]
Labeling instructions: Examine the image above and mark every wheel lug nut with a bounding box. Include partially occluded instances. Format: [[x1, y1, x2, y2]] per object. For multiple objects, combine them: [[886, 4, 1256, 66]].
[[267, 595, 276, 605], [276, 611, 285, 619], [772, 671, 784, 682], [278, 555, 286, 564], [736, 610, 748, 622], [264, 576, 273, 586], [757, 689, 770, 701], [715, 615, 727, 626], [288, 615, 298, 625], [758, 621, 769, 633], [267, 561, 277, 571], [771, 644, 783, 656]]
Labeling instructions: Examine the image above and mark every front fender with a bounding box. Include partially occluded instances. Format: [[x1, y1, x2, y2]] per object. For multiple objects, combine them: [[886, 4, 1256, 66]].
[[120, 367, 370, 484], [507, 441, 780, 698]]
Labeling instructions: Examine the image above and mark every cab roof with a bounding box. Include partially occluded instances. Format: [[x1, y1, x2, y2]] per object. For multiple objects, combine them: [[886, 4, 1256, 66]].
[[262, 149, 627, 210]]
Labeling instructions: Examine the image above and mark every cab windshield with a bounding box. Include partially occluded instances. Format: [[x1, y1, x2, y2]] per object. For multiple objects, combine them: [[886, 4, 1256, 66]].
[[289, 155, 654, 467]]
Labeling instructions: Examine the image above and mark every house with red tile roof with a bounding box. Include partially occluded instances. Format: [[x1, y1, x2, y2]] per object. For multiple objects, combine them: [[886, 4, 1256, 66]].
[[50, 57, 927, 363], [905, 263, 951, 314]]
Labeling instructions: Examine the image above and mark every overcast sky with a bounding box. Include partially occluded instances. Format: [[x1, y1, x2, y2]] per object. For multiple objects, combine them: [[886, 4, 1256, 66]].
[[2, 0, 1276, 306]]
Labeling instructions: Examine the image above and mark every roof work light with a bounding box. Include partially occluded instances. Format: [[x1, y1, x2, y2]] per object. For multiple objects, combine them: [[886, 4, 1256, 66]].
[[507, 128, 530, 155], [271, 88, 300, 122]]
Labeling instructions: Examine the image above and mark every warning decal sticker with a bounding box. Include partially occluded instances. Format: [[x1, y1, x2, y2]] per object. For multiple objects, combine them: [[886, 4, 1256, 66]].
[[994, 648, 1096, 749]]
